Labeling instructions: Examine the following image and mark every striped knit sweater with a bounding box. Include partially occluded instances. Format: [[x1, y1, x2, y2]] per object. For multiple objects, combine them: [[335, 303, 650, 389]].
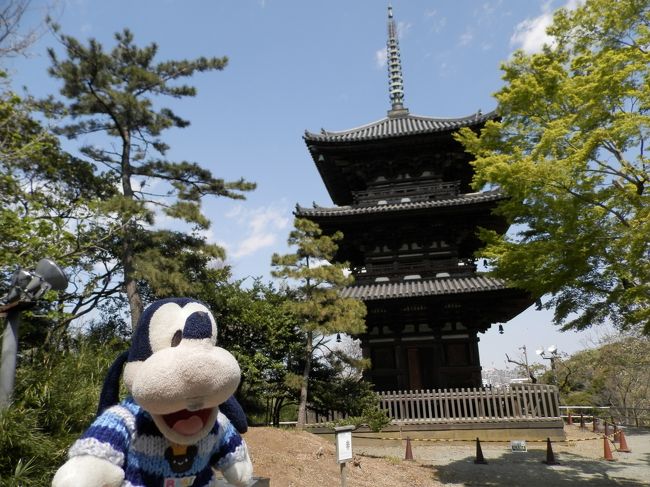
[[67, 397, 247, 487]]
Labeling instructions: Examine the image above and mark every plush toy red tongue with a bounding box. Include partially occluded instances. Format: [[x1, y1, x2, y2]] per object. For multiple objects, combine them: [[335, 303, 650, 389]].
[[163, 408, 213, 436]]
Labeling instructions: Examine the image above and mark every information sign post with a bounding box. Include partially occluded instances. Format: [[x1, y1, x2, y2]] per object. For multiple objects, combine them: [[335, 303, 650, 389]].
[[334, 425, 355, 487]]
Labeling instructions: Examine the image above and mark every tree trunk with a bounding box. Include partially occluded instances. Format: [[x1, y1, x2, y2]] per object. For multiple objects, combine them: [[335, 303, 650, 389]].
[[120, 132, 143, 330], [296, 330, 313, 429]]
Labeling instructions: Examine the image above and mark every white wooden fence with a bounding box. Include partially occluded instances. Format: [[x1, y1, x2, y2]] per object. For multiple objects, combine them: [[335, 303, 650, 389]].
[[378, 384, 561, 423], [307, 384, 561, 425]]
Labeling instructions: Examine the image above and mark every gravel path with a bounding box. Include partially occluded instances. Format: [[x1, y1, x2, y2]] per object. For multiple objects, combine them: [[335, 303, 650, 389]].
[[355, 427, 650, 486]]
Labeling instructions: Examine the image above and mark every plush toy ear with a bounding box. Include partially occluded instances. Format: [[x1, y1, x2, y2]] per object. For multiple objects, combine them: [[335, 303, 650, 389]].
[[219, 395, 248, 434], [96, 350, 130, 417]]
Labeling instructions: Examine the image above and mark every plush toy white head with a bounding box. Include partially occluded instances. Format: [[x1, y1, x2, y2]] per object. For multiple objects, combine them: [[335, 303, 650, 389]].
[[122, 298, 241, 445]]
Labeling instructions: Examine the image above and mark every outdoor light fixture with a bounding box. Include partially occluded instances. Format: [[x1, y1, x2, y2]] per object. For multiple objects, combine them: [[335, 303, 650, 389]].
[[535, 345, 559, 359], [336, 333, 342, 343], [498, 324, 504, 334], [1, 259, 68, 306], [1, 259, 68, 409], [535, 345, 560, 372]]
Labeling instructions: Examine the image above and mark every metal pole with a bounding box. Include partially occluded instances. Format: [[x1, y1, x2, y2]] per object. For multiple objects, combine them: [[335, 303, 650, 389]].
[[340, 462, 347, 487], [0, 310, 20, 409]]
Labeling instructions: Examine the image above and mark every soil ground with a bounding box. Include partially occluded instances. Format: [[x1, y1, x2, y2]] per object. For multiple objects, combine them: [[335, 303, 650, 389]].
[[239, 424, 650, 487]]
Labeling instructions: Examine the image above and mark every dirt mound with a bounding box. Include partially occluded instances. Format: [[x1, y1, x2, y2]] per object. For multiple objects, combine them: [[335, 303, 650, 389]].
[[244, 427, 439, 486]]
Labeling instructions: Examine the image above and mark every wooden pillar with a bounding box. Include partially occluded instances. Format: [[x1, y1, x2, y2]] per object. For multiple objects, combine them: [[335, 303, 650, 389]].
[[407, 348, 422, 390]]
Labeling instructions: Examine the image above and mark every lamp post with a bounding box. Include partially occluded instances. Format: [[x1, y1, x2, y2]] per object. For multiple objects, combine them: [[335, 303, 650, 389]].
[[0, 259, 68, 409], [519, 345, 531, 380]]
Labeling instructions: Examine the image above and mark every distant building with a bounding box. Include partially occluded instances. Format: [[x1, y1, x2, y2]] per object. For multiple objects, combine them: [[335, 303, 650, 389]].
[[481, 368, 523, 388]]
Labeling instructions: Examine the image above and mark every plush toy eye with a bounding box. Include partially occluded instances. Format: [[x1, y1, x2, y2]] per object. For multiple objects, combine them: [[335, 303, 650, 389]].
[[171, 330, 182, 347]]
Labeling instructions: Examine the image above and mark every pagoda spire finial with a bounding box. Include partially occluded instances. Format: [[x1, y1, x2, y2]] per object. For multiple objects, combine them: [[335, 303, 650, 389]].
[[387, 4, 408, 117]]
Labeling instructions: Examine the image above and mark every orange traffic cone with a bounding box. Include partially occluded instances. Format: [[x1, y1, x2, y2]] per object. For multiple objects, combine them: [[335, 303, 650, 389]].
[[474, 437, 487, 464], [404, 437, 414, 461], [543, 438, 560, 465], [603, 437, 615, 461], [617, 431, 631, 453]]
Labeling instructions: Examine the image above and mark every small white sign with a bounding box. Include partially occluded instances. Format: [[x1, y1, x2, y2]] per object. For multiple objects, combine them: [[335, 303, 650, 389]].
[[511, 440, 527, 452], [335, 427, 354, 464]]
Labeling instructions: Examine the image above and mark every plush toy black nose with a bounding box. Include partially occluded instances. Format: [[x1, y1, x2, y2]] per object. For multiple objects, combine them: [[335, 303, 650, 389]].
[[183, 311, 213, 340]]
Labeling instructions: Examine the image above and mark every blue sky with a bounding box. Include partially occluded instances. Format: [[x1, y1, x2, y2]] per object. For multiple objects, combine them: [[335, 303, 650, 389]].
[[9, 0, 608, 369]]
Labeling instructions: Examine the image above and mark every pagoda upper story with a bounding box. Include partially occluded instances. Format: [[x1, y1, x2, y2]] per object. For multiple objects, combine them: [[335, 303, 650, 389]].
[[303, 110, 495, 207], [298, 6, 507, 287]]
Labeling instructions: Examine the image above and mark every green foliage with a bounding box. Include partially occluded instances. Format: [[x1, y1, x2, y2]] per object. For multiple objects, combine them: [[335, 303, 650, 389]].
[[0, 84, 107, 281], [44, 25, 255, 326], [455, 0, 650, 334], [310, 353, 389, 432], [549, 334, 650, 423], [198, 277, 304, 425], [0, 73, 116, 345], [334, 406, 391, 433], [0, 336, 126, 486], [0, 405, 61, 486]]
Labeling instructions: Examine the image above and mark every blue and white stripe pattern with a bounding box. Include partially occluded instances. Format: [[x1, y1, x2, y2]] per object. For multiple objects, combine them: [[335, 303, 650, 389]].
[[67, 397, 245, 486]]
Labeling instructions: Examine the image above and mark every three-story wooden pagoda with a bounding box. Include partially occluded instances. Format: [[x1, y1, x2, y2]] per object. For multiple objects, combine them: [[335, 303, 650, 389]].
[[296, 6, 532, 391]]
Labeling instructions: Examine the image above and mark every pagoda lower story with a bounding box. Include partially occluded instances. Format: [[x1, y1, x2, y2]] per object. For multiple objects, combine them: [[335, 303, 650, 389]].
[[342, 279, 531, 390]]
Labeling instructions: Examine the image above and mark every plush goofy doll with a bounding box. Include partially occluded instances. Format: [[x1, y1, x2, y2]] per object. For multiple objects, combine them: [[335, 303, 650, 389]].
[[53, 298, 253, 487]]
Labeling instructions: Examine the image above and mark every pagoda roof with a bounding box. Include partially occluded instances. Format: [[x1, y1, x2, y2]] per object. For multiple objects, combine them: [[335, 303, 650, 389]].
[[304, 110, 495, 145], [341, 275, 508, 301], [295, 190, 504, 218]]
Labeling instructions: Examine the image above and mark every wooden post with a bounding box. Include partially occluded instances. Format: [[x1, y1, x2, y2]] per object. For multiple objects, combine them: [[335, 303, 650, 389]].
[[340, 462, 347, 487]]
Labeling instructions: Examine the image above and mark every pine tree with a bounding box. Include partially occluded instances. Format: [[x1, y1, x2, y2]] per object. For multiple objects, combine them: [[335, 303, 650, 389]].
[[271, 218, 366, 428], [46, 27, 255, 327]]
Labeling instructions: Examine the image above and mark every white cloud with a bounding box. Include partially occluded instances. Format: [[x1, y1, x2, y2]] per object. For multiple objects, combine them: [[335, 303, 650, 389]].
[[459, 29, 474, 47], [375, 48, 387, 68], [510, 0, 585, 54], [510, 10, 553, 53], [233, 233, 276, 259], [225, 205, 290, 259], [397, 21, 412, 39], [376, 19, 411, 69], [425, 9, 447, 33]]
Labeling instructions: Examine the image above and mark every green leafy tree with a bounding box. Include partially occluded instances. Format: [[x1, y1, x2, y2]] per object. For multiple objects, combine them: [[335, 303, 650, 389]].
[[198, 277, 303, 426], [45, 27, 255, 328], [0, 77, 119, 346], [549, 334, 650, 425], [456, 0, 650, 334], [271, 218, 366, 428]]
